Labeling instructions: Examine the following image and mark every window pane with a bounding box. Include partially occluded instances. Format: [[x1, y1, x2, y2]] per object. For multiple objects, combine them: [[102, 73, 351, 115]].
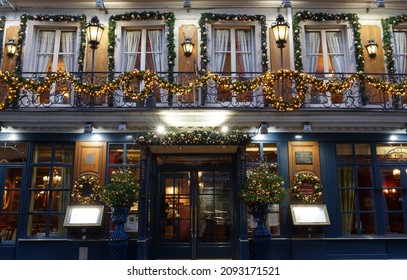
[[381, 167, 400, 188], [27, 214, 47, 237], [338, 166, 354, 188], [357, 166, 374, 187], [336, 144, 353, 162], [358, 189, 375, 211], [50, 214, 67, 237], [383, 188, 403, 211], [376, 144, 407, 162], [263, 143, 278, 164], [0, 142, 27, 162], [54, 144, 75, 163], [360, 212, 376, 234], [109, 144, 124, 164], [126, 145, 141, 164], [246, 143, 260, 163], [341, 213, 356, 235], [33, 144, 53, 162], [385, 212, 405, 234], [355, 144, 371, 162]]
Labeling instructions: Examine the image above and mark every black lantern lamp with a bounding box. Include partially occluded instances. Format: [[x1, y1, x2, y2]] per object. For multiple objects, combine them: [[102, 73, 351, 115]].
[[271, 14, 290, 49], [182, 37, 194, 56], [86, 16, 104, 50], [5, 38, 17, 57], [365, 39, 378, 59]]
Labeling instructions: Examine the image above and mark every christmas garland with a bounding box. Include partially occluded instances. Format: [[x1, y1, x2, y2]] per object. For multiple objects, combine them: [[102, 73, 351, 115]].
[[16, 14, 87, 73], [291, 172, 322, 204], [136, 130, 252, 146], [198, 13, 268, 73], [71, 175, 101, 205], [0, 17, 5, 62], [1, 69, 406, 111], [382, 14, 407, 76]]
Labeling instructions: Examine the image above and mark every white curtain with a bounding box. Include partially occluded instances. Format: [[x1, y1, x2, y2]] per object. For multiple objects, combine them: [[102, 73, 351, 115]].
[[61, 31, 74, 72], [36, 31, 55, 74], [124, 30, 141, 72], [305, 31, 320, 73], [326, 31, 346, 73], [236, 30, 253, 73], [394, 32, 407, 75], [147, 30, 163, 72], [214, 30, 230, 72]]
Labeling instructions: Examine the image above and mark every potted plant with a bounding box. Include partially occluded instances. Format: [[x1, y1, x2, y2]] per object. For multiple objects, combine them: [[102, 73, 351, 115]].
[[241, 162, 286, 259], [100, 167, 140, 260], [100, 167, 140, 209]]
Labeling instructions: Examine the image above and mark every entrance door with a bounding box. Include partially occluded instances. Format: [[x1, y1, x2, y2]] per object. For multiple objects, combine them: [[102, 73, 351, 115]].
[[154, 168, 234, 259]]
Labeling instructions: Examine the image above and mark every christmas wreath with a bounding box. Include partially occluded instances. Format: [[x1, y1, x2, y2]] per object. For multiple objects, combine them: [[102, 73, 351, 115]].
[[71, 175, 101, 204], [291, 172, 322, 204]]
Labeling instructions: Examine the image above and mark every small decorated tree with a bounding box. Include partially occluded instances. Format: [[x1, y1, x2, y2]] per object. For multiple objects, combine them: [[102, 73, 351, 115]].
[[100, 167, 140, 208], [241, 162, 286, 206], [241, 162, 287, 259]]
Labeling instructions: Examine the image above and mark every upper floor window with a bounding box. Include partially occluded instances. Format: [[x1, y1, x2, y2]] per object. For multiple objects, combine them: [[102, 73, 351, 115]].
[[23, 23, 81, 74], [302, 25, 355, 77], [212, 27, 255, 74], [121, 28, 164, 72], [206, 22, 263, 75], [392, 29, 407, 76]]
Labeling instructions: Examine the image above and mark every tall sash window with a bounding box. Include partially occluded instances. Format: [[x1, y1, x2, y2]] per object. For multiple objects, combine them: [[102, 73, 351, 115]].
[[393, 31, 407, 77], [213, 28, 254, 74], [303, 29, 351, 77], [122, 28, 164, 72], [34, 29, 76, 74]]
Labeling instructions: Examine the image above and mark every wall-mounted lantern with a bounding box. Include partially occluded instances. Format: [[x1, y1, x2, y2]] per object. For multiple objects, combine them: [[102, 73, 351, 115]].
[[365, 39, 378, 59], [5, 38, 17, 57], [181, 37, 194, 56]]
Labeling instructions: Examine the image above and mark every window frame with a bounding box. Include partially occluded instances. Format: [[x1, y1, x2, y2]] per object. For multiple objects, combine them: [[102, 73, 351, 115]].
[[114, 20, 167, 73], [22, 21, 82, 74], [336, 143, 407, 237], [300, 21, 356, 76], [26, 143, 75, 239], [206, 21, 263, 75]]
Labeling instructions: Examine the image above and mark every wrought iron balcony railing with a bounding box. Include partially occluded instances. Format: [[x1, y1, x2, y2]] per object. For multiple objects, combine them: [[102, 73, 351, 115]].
[[1, 70, 406, 110]]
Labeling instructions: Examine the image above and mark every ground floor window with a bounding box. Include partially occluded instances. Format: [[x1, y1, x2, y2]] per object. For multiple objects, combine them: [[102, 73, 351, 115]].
[[27, 143, 74, 238], [337, 143, 407, 236], [106, 143, 141, 237]]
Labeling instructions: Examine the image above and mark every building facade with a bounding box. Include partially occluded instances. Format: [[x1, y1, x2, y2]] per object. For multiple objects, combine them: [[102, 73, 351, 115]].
[[1, 0, 407, 259]]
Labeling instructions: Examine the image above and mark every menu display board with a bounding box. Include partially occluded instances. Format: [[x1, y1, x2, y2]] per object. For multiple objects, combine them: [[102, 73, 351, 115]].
[[290, 204, 330, 225], [63, 205, 104, 227]]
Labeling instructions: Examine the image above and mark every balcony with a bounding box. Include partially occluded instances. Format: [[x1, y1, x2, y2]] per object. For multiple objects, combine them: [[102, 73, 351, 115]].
[[1, 70, 406, 111]]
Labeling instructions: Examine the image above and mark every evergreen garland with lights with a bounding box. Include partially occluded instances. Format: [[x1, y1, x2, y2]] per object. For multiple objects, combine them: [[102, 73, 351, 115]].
[[136, 130, 252, 146], [16, 14, 87, 73], [1, 69, 407, 111], [0, 17, 5, 61], [381, 14, 407, 76]]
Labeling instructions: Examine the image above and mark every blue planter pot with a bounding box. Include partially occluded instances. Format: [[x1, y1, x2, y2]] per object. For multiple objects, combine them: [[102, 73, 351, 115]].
[[250, 204, 271, 259], [108, 206, 130, 260]]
